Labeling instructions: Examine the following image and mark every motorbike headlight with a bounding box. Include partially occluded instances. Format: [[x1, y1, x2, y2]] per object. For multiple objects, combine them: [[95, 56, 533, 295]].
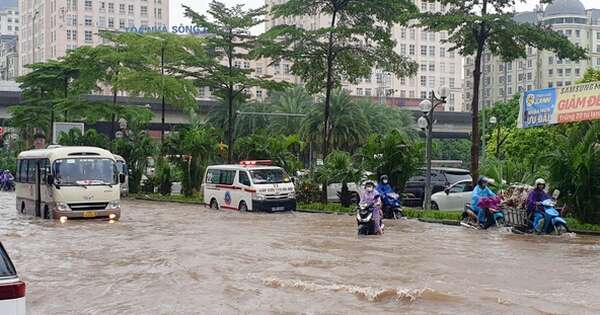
[[56, 202, 70, 211], [106, 200, 120, 210]]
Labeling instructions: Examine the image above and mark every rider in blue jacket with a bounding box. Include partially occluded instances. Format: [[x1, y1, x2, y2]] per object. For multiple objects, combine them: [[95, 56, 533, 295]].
[[376, 175, 395, 204], [471, 176, 496, 225]]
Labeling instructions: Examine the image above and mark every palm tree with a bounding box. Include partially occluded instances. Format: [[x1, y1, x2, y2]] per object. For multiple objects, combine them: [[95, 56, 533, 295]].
[[314, 150, 362, 206], [356, 99, 418, 138], [301, 89, 369, 154], [269, 86, 314, 135], [548, 122, 600, 224]]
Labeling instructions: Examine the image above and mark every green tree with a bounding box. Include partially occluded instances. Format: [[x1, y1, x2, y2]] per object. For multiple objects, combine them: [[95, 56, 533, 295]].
[[268, 86, 314, 136], [234, 131, 304, 175], [257, 0, 419, 159], [112, 130, 156, 194], [314, 151, 362, 207], [301, 89, 369, 153], [481, 96, 520, 159], [165, 125, 221, 197], [58, 129, 110, 149], [358, 130, 423, 193], [432, 139, 472, 168], [418, 0, 587, 182], [182, 1, 287, 162], [548, 122, 600, 224]]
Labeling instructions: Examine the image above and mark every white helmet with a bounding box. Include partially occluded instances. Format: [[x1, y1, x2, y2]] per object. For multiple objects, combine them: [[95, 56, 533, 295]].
[[535, 178, 546, 186]]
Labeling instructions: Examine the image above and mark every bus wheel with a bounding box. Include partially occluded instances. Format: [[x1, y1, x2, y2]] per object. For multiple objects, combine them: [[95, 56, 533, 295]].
[[210, 199, 219, 210], [239, 201, 248, 212], [43, 206, 50, 220]]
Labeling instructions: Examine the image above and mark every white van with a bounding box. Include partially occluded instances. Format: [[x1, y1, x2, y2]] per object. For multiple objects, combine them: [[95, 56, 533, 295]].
[[202, 161, 296, 212], [16, 146, 123, 220]]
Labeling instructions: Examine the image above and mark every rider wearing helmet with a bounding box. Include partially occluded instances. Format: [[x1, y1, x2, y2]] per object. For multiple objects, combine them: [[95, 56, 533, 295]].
[[360, 180, 383, 235], [527, 178, 550, 215], [376, 175, 395, 202], [470, 176, 497, 226], [527, 178, 551, 232]]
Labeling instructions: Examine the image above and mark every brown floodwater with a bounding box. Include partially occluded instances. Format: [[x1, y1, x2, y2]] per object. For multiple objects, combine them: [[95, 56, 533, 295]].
[[1, 192, 599, 315]]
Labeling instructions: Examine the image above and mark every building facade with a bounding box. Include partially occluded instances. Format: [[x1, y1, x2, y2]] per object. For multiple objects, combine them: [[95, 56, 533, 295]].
[[0, 35, 18, 80], [251, 0, 466, 111], [0, 1, 19, 36], [18, 0, 169, 75], [464, 0, 600, 111]]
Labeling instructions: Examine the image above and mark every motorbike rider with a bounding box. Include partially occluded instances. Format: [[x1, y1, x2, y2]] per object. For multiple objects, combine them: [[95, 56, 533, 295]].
[[376, 175, 398, 206], [0, 170, 14, 191], [360, 180, 383, 235], [527, 178, 551, 232], [470, 176, 497, 228]]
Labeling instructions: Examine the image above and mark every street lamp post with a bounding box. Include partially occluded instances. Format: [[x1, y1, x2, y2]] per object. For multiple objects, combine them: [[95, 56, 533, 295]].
[[32, 10, 40, 64], [489, 116, 500, 158], [145, 35, 167, 145], [418, 87, 448, 210]]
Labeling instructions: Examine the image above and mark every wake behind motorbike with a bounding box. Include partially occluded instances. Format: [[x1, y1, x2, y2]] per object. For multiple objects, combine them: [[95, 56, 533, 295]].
[[381, 192, 403, 219], [356, 202, 376, 235]]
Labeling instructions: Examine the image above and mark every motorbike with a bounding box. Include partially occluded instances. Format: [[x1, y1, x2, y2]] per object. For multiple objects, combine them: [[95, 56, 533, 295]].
[[0, 177, 14, 192], [534, 199, 570, 235], [462, 197, 505, 229], [381, 192, 403, 219], [356, 202, 377, 235]]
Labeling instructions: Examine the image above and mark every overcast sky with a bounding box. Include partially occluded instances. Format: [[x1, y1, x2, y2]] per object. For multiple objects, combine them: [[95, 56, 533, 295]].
[[170, 0, 600, 30]]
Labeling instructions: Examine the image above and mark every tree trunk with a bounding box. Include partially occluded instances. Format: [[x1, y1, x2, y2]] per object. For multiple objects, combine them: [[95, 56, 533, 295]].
[[320, 9, 338, 204], [470, 0, 488, 184], [227, 88, 234, 163]]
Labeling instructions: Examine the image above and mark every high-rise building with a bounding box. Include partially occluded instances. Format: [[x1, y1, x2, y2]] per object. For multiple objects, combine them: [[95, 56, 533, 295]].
[[0, 34, 18, 80], [18, 0, 169, 75], [464, 0, 600, 111], [261, 0, 465, 111], [0, 1, 19, 36]]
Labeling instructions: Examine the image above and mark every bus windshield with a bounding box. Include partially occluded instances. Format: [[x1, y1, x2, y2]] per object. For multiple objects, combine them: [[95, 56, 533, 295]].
[[249, 169, 290, 184], [54, 158, 116, 186]]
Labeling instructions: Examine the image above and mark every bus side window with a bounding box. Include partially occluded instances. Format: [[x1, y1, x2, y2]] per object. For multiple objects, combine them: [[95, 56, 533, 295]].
[[40, 159, 50, 184], [15, 160, 21, 182], [18, 160, 28, 183], [239, 171, 251, 186], [26, 159, 37, 183]]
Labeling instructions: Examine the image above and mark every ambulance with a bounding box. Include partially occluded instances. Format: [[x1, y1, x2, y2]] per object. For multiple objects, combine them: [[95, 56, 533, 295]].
[[202, 161, 296, 212]]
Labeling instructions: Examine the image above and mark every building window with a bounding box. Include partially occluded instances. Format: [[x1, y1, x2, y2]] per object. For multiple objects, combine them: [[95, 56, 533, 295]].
[[576, 30, 580, 38], [128, 5, 134, 15], [85, 0, 92, 11], [67, 15, 77, 26], [420, 76, 426, 87], [119, 19, 125, 29], [420, 45, 427, 56], [141, 6, 148, 17], [85, 16, 92, 26], [357, 88, 363, 96], [365, 88, 372, 96], [548, 69, 553, 76], [400, 44, 407, 55], [409, 45, 415, 56], [85, 31, 93, 42], [429, 63, 435, 72], [420, 91, 428, 99], [108, 17, 114, 28], [429, 46, 435, 56], [66, 30, 77, 41], [449, 78, 455, 88], [119, 4, 125, 14], [429, 76, 435, 87], [558, 69, 563, 76], [439, 47, 446, 57], [548, 56, 554, 64], [420, 64, 427, 72], [575, 68, 580, 76], [108, 2, 114, 13]]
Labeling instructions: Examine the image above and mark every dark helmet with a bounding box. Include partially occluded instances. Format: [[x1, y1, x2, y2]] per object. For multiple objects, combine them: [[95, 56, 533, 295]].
[[477, 176, 489, 186], [364, 180, 376, 188], [380, 175, 389, 182]]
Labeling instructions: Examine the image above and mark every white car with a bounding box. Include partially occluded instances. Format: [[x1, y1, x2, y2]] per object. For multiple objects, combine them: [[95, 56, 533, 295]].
[[0, 243, 26, 315], [430, 179, 473, 211]]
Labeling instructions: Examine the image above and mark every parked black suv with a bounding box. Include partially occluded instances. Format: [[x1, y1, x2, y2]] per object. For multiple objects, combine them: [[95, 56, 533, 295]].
[[402, 167, 471, 207]]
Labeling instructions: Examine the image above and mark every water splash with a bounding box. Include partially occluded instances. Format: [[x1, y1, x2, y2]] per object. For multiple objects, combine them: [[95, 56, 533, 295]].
[[262, 277, 457, 303]]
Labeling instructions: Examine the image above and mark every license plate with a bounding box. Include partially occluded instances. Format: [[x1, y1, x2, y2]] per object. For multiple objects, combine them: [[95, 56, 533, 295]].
[[83, 211, 96, 218], [272, 206, 285, 211]]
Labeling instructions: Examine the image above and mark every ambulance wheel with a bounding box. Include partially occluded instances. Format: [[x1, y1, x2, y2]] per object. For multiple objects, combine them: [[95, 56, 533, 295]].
[[210, 198, 219, 210], [239, 201, 248, 212]]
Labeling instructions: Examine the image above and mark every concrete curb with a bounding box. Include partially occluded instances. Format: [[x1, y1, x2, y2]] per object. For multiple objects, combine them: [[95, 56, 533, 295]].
[[417, 218, 461, 226], [132, 196, 204, 205]]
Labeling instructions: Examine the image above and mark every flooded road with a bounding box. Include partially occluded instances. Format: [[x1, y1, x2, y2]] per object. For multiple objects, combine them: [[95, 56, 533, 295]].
[[1, 193, 600, 314]]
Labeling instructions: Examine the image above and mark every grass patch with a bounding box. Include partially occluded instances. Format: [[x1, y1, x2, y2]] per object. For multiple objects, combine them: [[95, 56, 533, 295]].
[[131, 193, 204, 204], [566, 218, 600, 232], [298, 203, 354, 214], [402, 209, 463, 221]]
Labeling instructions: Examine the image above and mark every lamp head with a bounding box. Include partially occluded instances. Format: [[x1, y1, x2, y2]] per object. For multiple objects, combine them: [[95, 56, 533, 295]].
[[419, 99, 432, 114], [438, 86, 449, 99]]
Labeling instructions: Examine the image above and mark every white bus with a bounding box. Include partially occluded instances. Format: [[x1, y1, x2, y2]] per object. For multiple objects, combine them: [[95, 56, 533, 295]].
[[113, 154, 129, 197], [202, 161, 296, 212], [16, 146, 123, 220]]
